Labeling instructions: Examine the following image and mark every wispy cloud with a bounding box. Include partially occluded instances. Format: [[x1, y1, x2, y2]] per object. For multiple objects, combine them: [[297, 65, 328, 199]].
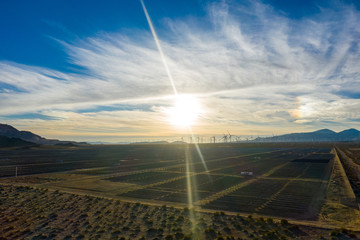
[[1, 0, 360, 141]]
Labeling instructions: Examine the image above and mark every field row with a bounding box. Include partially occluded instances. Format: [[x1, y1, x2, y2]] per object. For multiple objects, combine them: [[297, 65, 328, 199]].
[[119, 174, 247, 203], [204, 179, 326, 219], [112, 148, 332, 219]]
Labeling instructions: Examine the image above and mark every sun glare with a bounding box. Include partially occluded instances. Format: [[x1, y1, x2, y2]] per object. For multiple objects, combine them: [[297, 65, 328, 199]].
[[167, 95, 201, 128]]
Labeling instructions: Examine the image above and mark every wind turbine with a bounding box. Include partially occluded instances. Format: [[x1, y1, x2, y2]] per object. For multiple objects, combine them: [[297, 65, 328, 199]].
[[222, 134, 228, 143], [228, 131, 233, 143]]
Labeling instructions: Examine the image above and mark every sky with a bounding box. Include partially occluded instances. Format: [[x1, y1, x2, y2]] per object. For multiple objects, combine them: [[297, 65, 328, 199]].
[[0, 0, 360, 143]]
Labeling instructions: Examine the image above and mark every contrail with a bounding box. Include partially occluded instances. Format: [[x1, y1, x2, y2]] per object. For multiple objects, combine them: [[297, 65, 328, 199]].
[[140, 0, 178, 96]]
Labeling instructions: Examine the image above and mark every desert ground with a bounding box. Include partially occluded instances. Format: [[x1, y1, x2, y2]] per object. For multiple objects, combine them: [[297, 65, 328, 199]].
[[1, 143, 359, 239]]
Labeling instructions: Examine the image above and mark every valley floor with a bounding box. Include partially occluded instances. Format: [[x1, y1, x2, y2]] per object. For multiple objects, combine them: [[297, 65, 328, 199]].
[[0, 184, 357, 240]]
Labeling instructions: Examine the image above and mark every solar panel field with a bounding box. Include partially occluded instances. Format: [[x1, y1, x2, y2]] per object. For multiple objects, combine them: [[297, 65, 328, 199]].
[[0, 143, 335, 221]]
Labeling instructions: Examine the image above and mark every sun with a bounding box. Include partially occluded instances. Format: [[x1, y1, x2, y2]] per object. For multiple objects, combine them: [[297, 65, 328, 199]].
[[167, 95, 201, 128]]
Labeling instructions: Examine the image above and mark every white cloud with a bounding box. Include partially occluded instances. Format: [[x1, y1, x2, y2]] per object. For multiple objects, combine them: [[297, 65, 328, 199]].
[[0, 0, 360, 140]]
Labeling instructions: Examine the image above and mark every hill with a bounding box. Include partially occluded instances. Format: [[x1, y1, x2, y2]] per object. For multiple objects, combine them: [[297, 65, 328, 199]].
[[255, 128, 360, 142], [0, 123, 86, 145], [0, 135, 35, 148]]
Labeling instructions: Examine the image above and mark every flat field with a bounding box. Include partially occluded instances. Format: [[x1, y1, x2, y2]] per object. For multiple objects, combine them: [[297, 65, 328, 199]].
[[3, 184, 353, 240], [0, 143, 336, 221], [2, 143, 360, 239]]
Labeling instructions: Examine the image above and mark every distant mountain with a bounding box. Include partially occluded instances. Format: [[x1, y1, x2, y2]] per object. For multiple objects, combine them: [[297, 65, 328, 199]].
[[254, 128, 360, 142], [88, 141, 112, 145], [0, 135, 35, 148], [132, 141, 169, 145], [0, 123, 86, 145], [337, 128, 360, 141]]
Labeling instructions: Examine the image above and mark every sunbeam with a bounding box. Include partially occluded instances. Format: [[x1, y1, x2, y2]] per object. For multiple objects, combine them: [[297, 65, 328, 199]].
[[185, 144, 194, 209], [185, 143, 204, 239], [140, 1, 211, 238], [188, 126, 210, 174], [140, 0, 209, 176], [140, 0, 178, 96]]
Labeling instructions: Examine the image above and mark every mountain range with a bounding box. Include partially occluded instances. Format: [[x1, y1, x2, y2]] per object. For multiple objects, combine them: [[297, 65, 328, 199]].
[[254, 128, 360, 142], [1, 123, 360, 147], [0, 123, 86, 146]]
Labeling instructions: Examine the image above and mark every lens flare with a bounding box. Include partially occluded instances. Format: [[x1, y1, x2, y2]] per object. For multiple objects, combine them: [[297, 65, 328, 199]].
[[140, 0, 178, 96], [140, 1, 209, 238], [167, 95, 201, 128]]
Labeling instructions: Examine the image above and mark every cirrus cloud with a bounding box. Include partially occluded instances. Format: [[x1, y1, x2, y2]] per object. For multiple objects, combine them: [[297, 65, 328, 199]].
[[1, 0, 360, 141]]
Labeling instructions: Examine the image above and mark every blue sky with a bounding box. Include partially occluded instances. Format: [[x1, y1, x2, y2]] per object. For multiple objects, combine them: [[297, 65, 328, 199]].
[[0, 0, 206, 72], [0, 0, 360, 142]]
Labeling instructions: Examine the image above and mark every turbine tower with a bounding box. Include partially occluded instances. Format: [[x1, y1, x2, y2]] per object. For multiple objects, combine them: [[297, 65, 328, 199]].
[[228, 131, 233, 143], [222, 134, 228, 143]]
